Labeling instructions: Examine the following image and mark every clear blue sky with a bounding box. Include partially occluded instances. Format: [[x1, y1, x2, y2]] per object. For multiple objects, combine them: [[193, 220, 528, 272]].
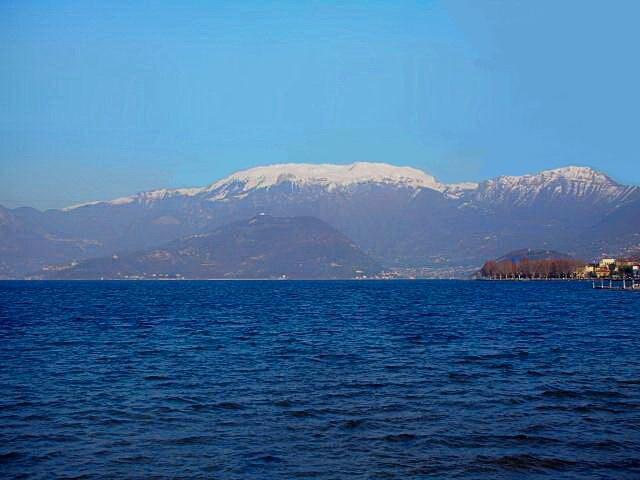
[[1, 0, 639, 209]]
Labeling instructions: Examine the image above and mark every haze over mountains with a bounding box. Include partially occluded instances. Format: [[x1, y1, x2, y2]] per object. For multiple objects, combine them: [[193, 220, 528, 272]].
[[41, 215, 380, 280], [1, 162, 639, 279]]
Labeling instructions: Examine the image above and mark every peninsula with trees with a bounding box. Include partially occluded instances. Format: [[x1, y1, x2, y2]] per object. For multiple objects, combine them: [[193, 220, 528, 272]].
[[479, 248, 640, 280]]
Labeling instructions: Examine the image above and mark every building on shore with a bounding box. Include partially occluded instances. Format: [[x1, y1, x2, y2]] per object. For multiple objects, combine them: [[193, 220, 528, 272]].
[[577, 257, 640, 279]]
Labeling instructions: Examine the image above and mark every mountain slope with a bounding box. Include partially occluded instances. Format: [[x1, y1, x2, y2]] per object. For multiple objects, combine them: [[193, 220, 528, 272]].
[[496, 249, 574, 263], [0, 205, 103, 278], [579, 195, 640, 258], [40, 215, 381, 280]]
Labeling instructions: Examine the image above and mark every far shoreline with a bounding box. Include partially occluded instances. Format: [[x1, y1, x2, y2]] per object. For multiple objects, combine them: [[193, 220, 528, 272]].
[[1, 277, 598, 282]]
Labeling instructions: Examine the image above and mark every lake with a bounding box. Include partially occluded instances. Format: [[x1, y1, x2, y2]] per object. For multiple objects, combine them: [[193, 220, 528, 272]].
[[1, 280, 639, 479]]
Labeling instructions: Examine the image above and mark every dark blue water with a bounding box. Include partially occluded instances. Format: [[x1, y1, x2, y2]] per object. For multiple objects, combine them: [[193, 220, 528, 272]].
[[1, 281, 639, 479]]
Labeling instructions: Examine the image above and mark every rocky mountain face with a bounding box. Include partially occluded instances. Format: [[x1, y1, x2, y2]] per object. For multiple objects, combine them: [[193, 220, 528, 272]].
[[39, 215, 381, 280], [1, 162, 639, 278]]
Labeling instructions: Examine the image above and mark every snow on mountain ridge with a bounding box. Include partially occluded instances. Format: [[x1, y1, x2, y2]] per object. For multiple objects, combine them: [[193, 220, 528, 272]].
[[473, 165, 635, 205], [63, 187, 204, 211], [64, 162, 444, 209], [494, 166, 614, 185], [204, 162, 445, 196], [541, 166, 612, 181], [60, 163, 634, 210]]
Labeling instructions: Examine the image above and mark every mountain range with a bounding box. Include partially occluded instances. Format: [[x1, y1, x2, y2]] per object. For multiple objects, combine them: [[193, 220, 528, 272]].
[[2, 162, 639, 278]]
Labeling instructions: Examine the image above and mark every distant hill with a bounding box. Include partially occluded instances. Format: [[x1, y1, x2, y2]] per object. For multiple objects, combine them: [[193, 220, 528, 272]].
[[38, 215, 381, 280], [495, 249, 574, 263]]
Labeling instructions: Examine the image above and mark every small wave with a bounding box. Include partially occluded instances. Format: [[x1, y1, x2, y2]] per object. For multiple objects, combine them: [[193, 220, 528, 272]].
[[315, 353, 360, 361], [535, 405, 572, 411], [22, 413, 50, 421], [115, 454, 152, 464], [342, 419, 365, 429], [0, 451, 23, 463], [164, 395, 198, 405], [458, 351, 529, 363], [383, 433, 417, 442], [161, 435, 214, 446], [417, 312, 449, 318], [144, 374, 169, 381], [151, 405, 180, 414], [384, 364, 405, 371], [502, 434, 560, 446], [569, 439, 623, 450], [288, 410, 314, 418], [346, 382, 386, 389], [320, 390, 369, 400], [254, 454, 284, 463], [136, 349, 165, 357], [15, 433, 81, 443], [541, 389, 580, 399], [447, 372, 475, 382], [617, 378, 640, 385], [609, 401, 640, 410], [601, 458, 640, 469], [214, 402, 244, 410], [572, 404, 618, 414], [583, 389, 627, 399], [541, 388, 627, 402], [478, 454, 576, 471], [0, 401, 34, 411], [99, 417, 128, 426], [49, 339, 83, 347]]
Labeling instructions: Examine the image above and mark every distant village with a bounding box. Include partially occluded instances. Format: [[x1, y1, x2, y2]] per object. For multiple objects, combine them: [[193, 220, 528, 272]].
[[582, 258, 640, 279], [479, 255, 640, 281]]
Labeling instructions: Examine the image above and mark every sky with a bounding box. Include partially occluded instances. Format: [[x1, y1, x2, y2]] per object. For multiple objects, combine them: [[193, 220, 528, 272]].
[[1, 0, 639, 209]]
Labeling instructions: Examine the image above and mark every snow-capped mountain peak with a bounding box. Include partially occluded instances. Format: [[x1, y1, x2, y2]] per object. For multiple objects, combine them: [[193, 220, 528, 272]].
[[62, 162, 447, 209], [472, 165, 635, 205], [203, 162, 445, 199], [538, 166, 613, 183], [491, 166, 616, 186]]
